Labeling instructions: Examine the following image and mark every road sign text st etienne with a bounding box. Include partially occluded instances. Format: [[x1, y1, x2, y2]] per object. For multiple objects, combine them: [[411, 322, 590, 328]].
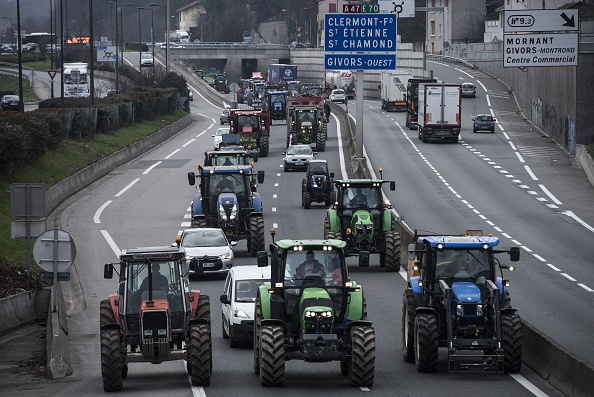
[[324, 14, 397, 52], [503, 33, 578, 67]]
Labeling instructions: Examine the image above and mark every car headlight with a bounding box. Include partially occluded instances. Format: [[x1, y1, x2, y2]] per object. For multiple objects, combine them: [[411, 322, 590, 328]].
[[234, 310, 249, 319]]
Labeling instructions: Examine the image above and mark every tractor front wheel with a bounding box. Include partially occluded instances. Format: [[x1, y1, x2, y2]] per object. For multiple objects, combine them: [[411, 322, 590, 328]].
[[316, 132, 326, 152], [402, 289, 416, 363], [249, 216, 265, 256], [502, 313, 523, 373], [381, 231, 401, 271], [100, 328, 123, 392], [302, 191, 311, 209], [348, 325, 375, 387], [100, 299, 116, 326], [414, 313, 438, 372], [259, 325, 285, 386], [189, 324, 211, 386], [259, 135, 269, 157]]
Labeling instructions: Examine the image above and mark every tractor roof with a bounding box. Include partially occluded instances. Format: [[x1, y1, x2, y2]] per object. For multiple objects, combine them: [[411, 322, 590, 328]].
[[417, 235, 500, 249], [120, 246, 186, 261], [199, 165, 254, 173], [335, 179, 384, 185], [275, 239, 346, 250]]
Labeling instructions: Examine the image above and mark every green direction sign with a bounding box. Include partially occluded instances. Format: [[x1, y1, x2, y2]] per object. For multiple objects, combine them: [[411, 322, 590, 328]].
[[362, 4, 379, 13]]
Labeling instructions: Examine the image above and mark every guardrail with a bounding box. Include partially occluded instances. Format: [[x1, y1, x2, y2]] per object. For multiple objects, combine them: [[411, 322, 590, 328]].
[[426, 54, 476, 69]]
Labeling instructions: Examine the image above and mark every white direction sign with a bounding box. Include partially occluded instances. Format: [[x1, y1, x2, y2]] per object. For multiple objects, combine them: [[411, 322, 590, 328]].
[[378, 0, 415, 18], [504, 33, 578, 67], [97, 45, 117, 62], [504, 9, 578, 33]]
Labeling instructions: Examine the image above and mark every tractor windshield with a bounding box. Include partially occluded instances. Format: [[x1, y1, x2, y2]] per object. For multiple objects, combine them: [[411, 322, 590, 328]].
[[211, 154, 241, 166], [283, 249, 345, 287], [270, 94, 285, 104], [343, 186, 381, 209], [237, 115, 260, 131], [434, 249, 492, 281]]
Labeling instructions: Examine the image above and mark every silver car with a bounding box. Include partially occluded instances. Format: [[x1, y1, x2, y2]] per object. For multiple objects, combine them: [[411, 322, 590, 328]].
[[329, 89, 346, 103], [282, 144, 316, 171], [175, 228, 236, 276]]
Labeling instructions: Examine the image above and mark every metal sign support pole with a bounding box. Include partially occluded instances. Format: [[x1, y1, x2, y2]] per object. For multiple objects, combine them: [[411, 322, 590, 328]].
[[353, 70, 365, 178]]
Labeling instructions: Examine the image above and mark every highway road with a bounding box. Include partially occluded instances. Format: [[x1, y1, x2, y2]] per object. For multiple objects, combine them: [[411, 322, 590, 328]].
[[24, 63, 590, 396]]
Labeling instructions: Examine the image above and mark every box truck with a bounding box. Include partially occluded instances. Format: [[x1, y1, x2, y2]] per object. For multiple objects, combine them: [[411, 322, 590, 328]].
[[380, 70, 413, 112], [267, 64, 297, 85], [418, 83, 462, 143], [405, 78, 435, 130]]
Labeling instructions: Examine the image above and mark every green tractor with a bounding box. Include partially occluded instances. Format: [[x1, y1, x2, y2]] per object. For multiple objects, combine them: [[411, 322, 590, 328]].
[[253, 232, 375, 387], [324, 172, 401, 271]]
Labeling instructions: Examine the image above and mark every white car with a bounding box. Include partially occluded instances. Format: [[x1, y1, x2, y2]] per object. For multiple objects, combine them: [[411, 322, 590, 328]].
[[175, 228, 236, 276], [213, 127, 230, 150], [329, 89, 346, 103], [282, 144, 316, 172], [220, 265, 270, 347], [140, 53, 154, 67]]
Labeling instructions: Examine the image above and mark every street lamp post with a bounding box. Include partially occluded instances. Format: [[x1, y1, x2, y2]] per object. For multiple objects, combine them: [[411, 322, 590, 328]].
[[144, 8, 154, 70], [125, 3, 142, 69], [149, 2, 168, 72], [107, 0, 120, 93]]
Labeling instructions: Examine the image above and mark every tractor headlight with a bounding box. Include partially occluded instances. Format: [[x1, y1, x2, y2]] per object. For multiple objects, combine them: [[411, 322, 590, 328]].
[[456, 304, 464, 316], [305, 311, 315, 317], [356, 224, 363, 231], [229, 204, 238, 220], [219, 204, 227, 221], [322, 311, 332, 317], [158, 329, 167, 336], [476, 305, 484, 316], [234, 309, 249, 319], [144, 329, 153, 336], [365, 225, 372, 230]]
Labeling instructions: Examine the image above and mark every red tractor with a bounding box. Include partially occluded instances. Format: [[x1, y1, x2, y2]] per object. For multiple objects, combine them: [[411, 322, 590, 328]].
[[228, 109, 270, 157], [100, 246, 212, 391]]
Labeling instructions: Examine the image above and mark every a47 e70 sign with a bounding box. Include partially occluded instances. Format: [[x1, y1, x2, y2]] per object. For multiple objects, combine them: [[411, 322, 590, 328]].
[[324, 14, 397, 52]]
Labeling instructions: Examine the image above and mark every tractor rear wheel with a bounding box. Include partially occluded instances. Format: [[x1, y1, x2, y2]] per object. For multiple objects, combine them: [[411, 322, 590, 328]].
[[191, 218, 207, 228], [259, 325, 285, 386], [302, 191, 311, 209], [348, 325, 375, 387], [502, 313, 523, 373], [402, 289, 416, 363], [316, 132, 326, 152], [414, 313, 438, 372], [253, 297, 262, 375], [100, 299, 116, 326], [249, 216, 265, 256], [381, 231, 401, 272], [100, 328, 123, 392], [196, 295, 212, 371], [259, 135, 269, 157], [326, 190, 336, 207], [324, 217, 338, 240], [189, 324, 211, 386]]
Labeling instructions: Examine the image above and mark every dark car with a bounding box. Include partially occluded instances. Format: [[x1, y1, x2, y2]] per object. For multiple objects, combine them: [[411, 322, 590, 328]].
[[472, 114, 496, 133], [0, 95, 20, 111]]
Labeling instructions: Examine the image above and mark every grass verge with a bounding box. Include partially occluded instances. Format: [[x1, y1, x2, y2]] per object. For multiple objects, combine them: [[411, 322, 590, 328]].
[[0, 110, 188, 296], [0, 74, 39, 102]]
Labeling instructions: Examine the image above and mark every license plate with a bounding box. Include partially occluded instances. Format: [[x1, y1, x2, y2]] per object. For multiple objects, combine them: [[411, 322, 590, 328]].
[[202, 262, 215, 268], [435, 130, 448, 136]]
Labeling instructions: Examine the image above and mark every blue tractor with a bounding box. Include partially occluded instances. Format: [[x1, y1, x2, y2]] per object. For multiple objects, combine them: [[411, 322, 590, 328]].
[[402, 231, 522, 373], [301, 159, 336, 209], [187, 164, 265, 255]]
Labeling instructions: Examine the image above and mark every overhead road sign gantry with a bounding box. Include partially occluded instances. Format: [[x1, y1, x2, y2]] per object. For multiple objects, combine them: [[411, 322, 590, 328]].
[[504, 9, 578, 33], [324, 14, 397, 53]]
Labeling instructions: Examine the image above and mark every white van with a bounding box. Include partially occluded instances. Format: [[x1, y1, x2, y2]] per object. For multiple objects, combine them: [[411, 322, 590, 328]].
[[461, 82, 476, 98], [220, 265, 270, 347]]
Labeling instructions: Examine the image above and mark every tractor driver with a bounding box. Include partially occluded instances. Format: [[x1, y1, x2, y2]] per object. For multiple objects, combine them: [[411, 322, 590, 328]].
[[136, 263, 169, 298], [215, 175, 235, 193], [351, 187, 368, 207], [295, 250, 326, 279]]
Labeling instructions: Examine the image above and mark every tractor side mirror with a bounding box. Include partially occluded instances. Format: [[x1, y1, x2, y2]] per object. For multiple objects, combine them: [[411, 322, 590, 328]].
[[257, 251, 269, 267], [407, 244, 416, 261], [509, 246, 520, 262], [330, 172, 335, 178], [189, 258, 204, 274], [220, 294, 231, 305], [257, 170, 265, 184], [389, 181, 395, 191], [104, 263, 114, 279], [188, 172, 196, 186]]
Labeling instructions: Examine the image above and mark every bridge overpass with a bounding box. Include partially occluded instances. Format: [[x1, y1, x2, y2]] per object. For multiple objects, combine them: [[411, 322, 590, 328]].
[[166, 42, 291, 61]]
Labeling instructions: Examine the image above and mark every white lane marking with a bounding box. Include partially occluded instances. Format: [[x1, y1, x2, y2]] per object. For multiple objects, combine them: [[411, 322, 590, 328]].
[[454, 67, 474, 78], [143, 161, 162, 175], [486, 94, 491, 107], [514, 152, 525, 163], [165, 149, 181, 159], [578, 284, 594, 292], [272, 207, 277, 212], [273, 194, 277, 198], [115, 178, 139, 197], [476, 80, 488, 92], [538, 185, 562, 205], [524, 165, 539, 181], [100, 230, 121, 258], [561, 273, 577, 282], [185, 368, 207, 397], [561, 210, 594, 233], [546, 263, 560, 271], [182, 139, 195, 147], [509, 374, 549, 397], [94, 200, 112, 224]]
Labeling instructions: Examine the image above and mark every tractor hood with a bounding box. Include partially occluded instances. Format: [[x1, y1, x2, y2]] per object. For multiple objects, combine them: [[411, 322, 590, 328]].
[[351, 210, 374, 236], [451, 282, 481, 303], [218, 192, 238, 206]]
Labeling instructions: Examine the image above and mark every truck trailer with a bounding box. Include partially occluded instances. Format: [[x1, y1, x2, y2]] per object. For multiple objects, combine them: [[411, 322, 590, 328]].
[[63, 62, 90, 98], [417, 83, 462, 143], [380, 70, 413, 112], [267, 64, 297, 85]]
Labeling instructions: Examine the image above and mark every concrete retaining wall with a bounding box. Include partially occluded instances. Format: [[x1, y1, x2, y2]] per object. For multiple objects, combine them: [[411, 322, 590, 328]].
[[0, 289, 49, 336]]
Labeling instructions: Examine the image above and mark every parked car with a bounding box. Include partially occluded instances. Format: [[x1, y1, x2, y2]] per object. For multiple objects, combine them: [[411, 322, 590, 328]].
[[472, 114, 496, 133], [329, 89, 347, 104], [175, 227, 236, 276], [0, 95, 20, 111], [213, 127, 230, 150], [220, 264, 270, 347], [220, 108, 230, 125], [282, 144, 316, 171], [462, 82, 476, 98]]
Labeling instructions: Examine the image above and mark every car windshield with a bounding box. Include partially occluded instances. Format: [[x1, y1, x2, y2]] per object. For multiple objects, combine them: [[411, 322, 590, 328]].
[[3, 95, 18, 101], [477, 115, 492, 121], [216, 128, 229, 136], [181, 230, 228, 247], [333, 90, 345, 95], [287, 146, 312, 155], [234, 279, 269, 302]]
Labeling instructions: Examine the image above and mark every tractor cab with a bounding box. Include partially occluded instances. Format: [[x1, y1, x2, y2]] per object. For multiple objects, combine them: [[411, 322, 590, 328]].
[[265, 91, 287, 122]]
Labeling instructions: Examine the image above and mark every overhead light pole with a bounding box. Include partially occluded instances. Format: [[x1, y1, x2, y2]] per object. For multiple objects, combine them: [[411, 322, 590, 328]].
[[149, 2, 168, 72], [125, 3, 142, 69]]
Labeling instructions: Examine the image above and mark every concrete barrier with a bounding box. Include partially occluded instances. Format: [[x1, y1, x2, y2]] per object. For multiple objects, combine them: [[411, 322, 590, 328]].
[[0, 289, 49, 336], [46, 282, 71, 379]]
